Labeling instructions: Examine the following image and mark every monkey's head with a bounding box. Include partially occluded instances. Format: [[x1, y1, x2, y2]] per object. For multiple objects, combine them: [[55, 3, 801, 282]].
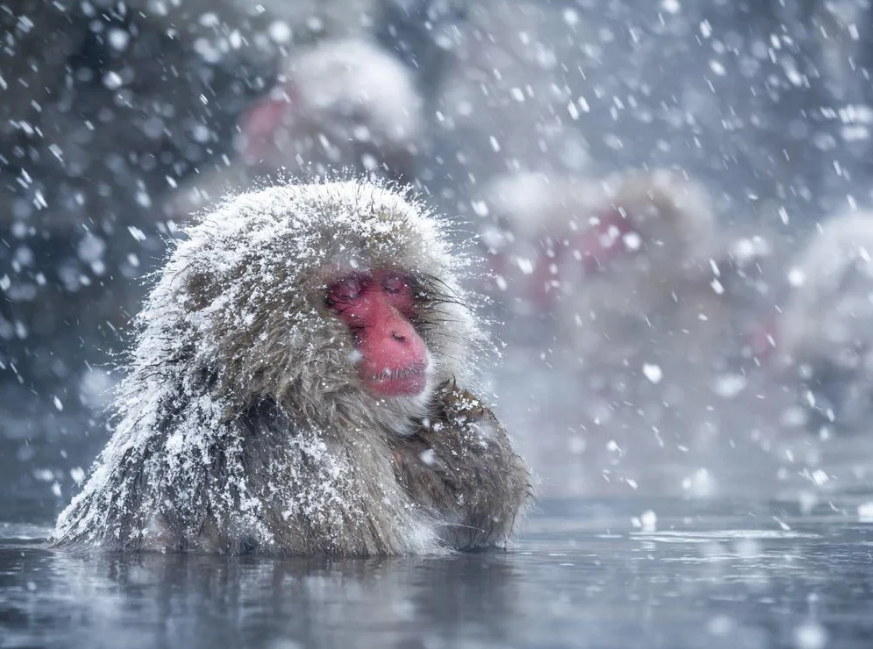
[[479, 170, 717, 315], [236, 39, 423, 180], [574, 170, 717, 281], [138, 181, 481, 432]]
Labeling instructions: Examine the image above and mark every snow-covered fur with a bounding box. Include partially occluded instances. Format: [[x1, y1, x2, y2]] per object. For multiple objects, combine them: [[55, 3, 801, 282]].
[[776, 213, 873, 434], [52, 181, 530, 555]]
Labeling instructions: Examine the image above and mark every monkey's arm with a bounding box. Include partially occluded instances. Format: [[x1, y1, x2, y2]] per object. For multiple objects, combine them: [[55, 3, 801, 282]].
[[391, 382, 531, 550]]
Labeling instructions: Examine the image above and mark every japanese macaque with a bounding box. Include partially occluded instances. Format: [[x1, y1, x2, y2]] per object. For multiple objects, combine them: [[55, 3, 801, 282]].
[[52, 181, 530, 555], [238, 38, 423, 175], [169, 39, 424, 217], [478, 172, 605, 327], [563, 171, 723, 365], [481, 170, 725, 356], [482, 169, 761, 475], [769, 213, 873, 436], [570, 176, 786, 407]]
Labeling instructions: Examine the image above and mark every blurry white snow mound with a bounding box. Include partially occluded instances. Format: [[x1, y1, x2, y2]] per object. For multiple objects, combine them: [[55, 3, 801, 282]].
[[774, 212, 873, 434], [779, 212, 873, 363], [433, 0, 593, 175], [858, 501, 873, 522], [238, 38, 423, 169]]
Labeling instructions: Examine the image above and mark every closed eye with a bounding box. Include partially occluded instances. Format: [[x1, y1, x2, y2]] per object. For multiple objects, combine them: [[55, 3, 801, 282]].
[[327, 275, 365, 305]]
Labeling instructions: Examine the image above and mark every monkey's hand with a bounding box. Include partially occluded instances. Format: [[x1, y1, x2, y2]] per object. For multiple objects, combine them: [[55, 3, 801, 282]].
[[390, 381, 531, 550]]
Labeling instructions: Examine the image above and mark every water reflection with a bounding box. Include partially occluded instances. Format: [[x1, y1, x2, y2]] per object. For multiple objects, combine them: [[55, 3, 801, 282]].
[[2, 498, 873, 649], [1, 539, 522, 649]]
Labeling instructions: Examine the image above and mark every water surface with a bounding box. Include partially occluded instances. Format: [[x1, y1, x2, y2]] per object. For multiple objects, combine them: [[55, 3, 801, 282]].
[[2, 497, 872, 649]]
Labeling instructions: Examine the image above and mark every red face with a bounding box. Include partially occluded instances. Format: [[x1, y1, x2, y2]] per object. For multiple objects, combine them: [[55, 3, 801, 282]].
[[575, 208, 638, 273], [236, 84, 299, 164], [483, 208, 639, 312], [747, 312, 780, 361], [326, 271, 430, 398]]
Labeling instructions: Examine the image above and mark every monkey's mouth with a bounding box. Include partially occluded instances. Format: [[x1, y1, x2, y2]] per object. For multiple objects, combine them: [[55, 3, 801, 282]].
[[366, 362, 430, 397]]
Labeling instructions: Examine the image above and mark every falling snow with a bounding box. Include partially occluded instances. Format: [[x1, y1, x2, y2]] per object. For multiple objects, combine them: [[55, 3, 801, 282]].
[[3, 1, 873, 644]]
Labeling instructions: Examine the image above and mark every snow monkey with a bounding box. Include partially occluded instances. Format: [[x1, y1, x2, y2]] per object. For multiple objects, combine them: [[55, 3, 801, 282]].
[[52, 181, 531, 556], [168, 39, 424, 218], [237, 38, 423, 179], [481, 170, 723, 354], [482, 169, 752, 456], [562, 171, 751, 429]]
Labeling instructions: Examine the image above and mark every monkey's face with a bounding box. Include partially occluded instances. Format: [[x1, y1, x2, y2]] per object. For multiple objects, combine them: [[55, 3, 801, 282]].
[[575, 208, 641, 274], [237, 91, 295, 166], [237, 83, 314, 168], [481, 207, 641, 313], [325, 270, 432, 399]]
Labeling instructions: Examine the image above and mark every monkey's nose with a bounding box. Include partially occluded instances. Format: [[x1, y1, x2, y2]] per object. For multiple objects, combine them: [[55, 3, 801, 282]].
[[391, 331, 407, 343]]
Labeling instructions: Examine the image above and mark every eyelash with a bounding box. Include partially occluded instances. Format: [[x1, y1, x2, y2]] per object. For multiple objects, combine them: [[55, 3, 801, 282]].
[[324, 275, 419, 309]]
